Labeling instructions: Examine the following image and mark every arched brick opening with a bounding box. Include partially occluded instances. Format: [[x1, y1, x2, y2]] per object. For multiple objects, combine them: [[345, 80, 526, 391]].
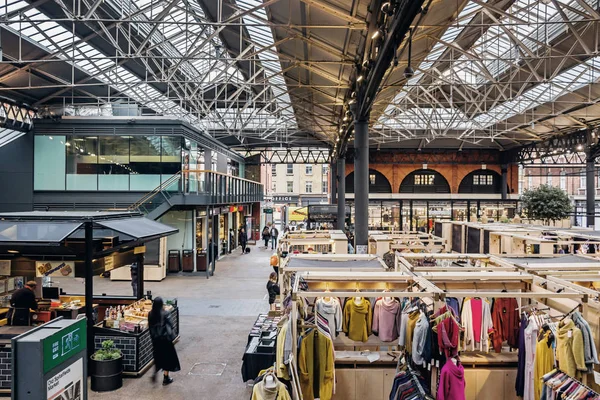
[[345, 169, 392, 193], [399, 169, 450, 193]]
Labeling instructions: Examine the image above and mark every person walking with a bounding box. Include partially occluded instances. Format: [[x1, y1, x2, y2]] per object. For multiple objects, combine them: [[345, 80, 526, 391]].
[[262, 226, 271, 248], [229, 228, 235, 253], [130, 262, 138, 298], [270, 225, 279, 250], [266, 272, 280, 311], [149, 297, 180, 386], [239, 227, 247, 254]]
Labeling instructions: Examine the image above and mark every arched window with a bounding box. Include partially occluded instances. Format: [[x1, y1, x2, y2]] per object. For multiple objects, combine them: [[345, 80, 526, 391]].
[[345, 169, 391, 193], [400, 169, 450, 194], [458, 169, 503, 194]]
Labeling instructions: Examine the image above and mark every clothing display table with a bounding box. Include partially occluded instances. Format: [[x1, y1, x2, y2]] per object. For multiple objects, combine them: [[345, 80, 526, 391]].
[[242, 314, 282, 382]]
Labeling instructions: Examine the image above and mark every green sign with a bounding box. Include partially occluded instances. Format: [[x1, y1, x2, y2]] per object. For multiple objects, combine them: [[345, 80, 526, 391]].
[[264, 208, 273, 214], [42, 319, 86, 373]]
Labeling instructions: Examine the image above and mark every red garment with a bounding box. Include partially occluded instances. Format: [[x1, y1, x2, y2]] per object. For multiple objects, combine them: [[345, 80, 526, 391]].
[[437, 360, 466, 400], [470, 298, 482, 343], [437, 316, 459, 357], [491, 297, 519, 353]]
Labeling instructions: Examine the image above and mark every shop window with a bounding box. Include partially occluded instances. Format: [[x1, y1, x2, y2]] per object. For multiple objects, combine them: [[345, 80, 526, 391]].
[[305, 181, 313, 193], [323, 165, 329, 174], [581, 174, 587, 189], [34, 135, 66, 190], [286, 164, 293, 175], [130, 136, 161, 191], [287, 181, 293, 192], [369, 174, 376, 185], [322, 181, 328, 194], [271, 164, 276, 176], [473, 175, 493, 185], [98, 136, 130, 191], [66, 136, 98, 190], [306, 165, 313, 175], [560, 172, 567, 190], [414, 174, 434, 185]]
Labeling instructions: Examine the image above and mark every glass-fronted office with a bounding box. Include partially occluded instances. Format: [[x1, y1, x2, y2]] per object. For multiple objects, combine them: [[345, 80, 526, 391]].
[[34, 135, 241, 192]]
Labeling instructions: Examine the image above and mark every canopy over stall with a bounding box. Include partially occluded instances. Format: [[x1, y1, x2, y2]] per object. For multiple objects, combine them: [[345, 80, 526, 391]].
[[0, 211, 177, 357]]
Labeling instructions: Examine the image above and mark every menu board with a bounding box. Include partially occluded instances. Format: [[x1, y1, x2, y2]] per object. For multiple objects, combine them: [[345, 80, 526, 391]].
[[36, 262, 75, 278]]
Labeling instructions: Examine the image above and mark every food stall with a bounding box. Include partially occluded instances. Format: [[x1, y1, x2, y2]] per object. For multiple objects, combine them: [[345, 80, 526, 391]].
[[0, 211, 178, 388]]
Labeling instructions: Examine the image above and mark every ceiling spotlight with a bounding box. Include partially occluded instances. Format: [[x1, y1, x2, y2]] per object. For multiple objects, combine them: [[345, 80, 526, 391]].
[[404, 65, 415, 79], [357, 75, 364, 82], [339, 128, 343, 133], [404, 28, 414, 79], [336, 137, 340, 142], [531, 121, 535, 129], [577, 144, 584, 151], [371, 29, 384, 40], [362, 60, 371, 69], [343, 115, 348, 122], [351, 91, 357, 98]]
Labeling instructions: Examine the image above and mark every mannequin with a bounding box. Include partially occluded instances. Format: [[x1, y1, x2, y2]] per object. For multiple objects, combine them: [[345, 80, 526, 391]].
[[264, 373, 277, 389]]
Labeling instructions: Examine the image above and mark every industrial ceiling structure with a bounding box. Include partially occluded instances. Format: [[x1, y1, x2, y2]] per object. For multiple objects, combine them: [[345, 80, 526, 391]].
[[1, 0, 600, 152]]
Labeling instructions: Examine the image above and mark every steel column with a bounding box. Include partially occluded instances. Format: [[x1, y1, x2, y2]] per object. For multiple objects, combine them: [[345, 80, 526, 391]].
[[586, 152, 595, 228], [84, 221, 94, 359], [501, 165, 508, 200], [136, 252, 145, 300], [330, 161, 337, 205], [354, 119, 369, 251], [336, 157, 345, 230]]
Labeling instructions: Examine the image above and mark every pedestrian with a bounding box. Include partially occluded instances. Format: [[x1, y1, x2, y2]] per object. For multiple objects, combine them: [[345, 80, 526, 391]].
[[149, 297, 181, 386], [7, 280, 38, 326], [239, 227, 247, 254], [270, 225, 279, 250], [229, 228, 235, 253], [262, 226, 271, 248], [266, 272, 280, 311], [130, 262, 138, 298]]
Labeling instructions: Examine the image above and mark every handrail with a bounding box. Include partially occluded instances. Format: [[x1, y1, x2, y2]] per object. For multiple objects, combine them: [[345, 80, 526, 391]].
[[182, 169, 263, 186], [128, 171, 182, 211]]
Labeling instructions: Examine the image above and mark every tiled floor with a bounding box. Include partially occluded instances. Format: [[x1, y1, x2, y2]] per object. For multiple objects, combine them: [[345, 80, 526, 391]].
[[85, 244, 275, 400]]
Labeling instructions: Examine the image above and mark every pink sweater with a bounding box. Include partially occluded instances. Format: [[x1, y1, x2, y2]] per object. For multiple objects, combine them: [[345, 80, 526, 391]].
[[437, 361, 466, 400], [372, 298, 401, 342]]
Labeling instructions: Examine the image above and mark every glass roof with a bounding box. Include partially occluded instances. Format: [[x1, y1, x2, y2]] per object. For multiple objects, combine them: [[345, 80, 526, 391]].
[[4, 0, 296, 137], [0, 221, 82, 243]]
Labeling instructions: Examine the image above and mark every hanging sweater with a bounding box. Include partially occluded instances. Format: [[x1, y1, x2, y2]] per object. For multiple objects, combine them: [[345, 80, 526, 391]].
[[251, 379, 292, 400], [571, 311, 600, 372], [412, 311, 430, 367], [315, 297, 342, 337], [276, 322, 290, 380], [460, 298, 493, 352], [405, 310, 421, 352], [534, 330, 555, 400], [342, 298, 372, 342], [298, 330, 334, 400], [556, 318, 587, 379], [372, 298, 401, 342], [437, 360, 466, 400], [491, 297, 519, 353]]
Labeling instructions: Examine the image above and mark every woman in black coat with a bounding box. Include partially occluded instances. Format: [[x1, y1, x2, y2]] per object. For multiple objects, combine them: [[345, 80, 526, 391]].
[[266, 272, 280, 311], [148, 297, 181, 385]]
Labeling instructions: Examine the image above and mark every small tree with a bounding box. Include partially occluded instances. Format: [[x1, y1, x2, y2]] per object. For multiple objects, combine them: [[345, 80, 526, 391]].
[[521, 184, 572, 225]]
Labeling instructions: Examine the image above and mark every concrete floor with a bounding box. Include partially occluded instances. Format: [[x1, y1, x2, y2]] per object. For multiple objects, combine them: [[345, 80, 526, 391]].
[[77, 244, 275, 400]]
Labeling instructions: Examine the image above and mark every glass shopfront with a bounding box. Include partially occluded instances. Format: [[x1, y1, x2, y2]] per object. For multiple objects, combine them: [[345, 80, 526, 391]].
[[349, 199, 519, 232]]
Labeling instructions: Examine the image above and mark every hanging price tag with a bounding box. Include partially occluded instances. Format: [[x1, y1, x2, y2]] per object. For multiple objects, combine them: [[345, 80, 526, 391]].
[[568, 330, 572, 338], [436, 360, 440, 368], [428, 363, 431, 371], [594, 371, 600, 386]]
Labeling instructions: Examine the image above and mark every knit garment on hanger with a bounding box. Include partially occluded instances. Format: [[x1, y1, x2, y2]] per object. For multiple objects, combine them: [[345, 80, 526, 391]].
[[315, 297, 342, 337], [534, 330, 555, 400], [461, 298, 493, 352], [491, 297, 520, 353], [412, 311, 430, 367], [342, 298, 372, 342], [437, 360, 466, 400], [372, 297, 401, 342], [251, 379, 291, 400], [571, 311, 600, 372], [557, 318, 587, 379]]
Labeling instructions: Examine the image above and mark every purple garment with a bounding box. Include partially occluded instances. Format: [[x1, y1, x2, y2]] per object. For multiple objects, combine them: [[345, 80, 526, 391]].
[[515, 314, 527, 397]]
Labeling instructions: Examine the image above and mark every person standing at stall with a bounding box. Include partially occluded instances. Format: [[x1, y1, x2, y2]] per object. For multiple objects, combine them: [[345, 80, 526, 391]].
[[149, 297, 180, 386], [270, 225, 279, 250], [262, 226, 271, 248], [130, 262, 138, 298], [7, 281, 38, 326]]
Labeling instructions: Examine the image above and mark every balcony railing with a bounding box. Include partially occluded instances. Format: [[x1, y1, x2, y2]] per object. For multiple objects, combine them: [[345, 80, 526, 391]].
[[182, 169, 264, 204]]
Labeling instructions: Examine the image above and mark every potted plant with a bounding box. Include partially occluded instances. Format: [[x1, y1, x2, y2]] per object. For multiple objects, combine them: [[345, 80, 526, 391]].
[[90, 340, 123, 392]]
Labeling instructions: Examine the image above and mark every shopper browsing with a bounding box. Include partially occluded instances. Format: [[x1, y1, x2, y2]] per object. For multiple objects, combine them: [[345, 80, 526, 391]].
[[148, 297, 181, 386], [262, 226, 271, 248], [266, 272, 280, 311], [270, 226, 279, 250]]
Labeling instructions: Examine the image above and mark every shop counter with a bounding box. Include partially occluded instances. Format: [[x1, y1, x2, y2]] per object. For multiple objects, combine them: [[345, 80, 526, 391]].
[[110, 264, 167, 282], [93, 306, 179, 375]]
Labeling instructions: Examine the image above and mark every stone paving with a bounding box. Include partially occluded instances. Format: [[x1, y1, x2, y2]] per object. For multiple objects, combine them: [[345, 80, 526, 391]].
[[81, 244, 275, 400]]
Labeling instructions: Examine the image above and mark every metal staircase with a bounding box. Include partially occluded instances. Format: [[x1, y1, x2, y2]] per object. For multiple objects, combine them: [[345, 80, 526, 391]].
[[128, 172, 182, 220]]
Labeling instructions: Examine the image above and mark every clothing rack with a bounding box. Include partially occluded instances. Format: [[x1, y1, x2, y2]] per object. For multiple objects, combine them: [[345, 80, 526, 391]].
[[543, 369, 600, 397]]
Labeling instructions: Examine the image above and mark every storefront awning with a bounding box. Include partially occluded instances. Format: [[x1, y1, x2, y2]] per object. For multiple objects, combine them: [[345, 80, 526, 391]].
[[95, 217, 178, 241], [0, 221, 82, 244]]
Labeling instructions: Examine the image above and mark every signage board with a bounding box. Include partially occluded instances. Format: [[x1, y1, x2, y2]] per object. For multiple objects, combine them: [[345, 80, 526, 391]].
[[42, 318, 86, 373], [272, 195, 299, 203], [264, 208, 273, 214], [134, 245, 146, 254], [0, 260, 10, 276], [36, 262, 75, 278], [46, 358, 83, 400], [104, 255, 115, 272]]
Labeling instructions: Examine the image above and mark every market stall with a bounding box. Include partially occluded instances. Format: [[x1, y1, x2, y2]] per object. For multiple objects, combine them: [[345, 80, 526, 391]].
[[277, 230, 349, 255], [368, 232, 447, 257], [0, 211, 178, 382]]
